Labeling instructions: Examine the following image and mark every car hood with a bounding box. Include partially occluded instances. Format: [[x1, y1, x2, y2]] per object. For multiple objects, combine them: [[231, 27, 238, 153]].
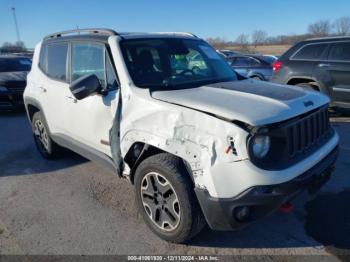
[[151, 79, 329, 126], [0, 71, 28, 84]]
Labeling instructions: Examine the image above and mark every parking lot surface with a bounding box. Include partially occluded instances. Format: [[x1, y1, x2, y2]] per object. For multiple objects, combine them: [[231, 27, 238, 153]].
[[0, 111, 349, 259]]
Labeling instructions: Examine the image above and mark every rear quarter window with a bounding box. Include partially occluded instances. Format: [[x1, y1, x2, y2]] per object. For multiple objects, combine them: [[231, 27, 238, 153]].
[[39, 44, 47, 72], [40, 43, 68, 81], [292, 43, 328, 60]]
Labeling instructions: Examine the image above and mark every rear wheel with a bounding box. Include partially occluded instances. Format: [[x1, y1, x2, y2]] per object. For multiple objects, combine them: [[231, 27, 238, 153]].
[[134, 153, 205, 243], [31, 111, 62, 159]]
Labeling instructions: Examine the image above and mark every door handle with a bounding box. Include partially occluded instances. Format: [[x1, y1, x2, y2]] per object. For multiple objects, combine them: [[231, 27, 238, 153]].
[[38, 86, 47, 93], [318, 63, 330, 68], [66, 96, 77, 103]]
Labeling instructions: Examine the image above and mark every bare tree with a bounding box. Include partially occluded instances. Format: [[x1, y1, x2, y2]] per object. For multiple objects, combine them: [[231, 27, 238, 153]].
[[236, 33, 249, 45], [334, 17, 350, 35], [252, 30, 268, 47], [0, 41, 26, 53], [206, 37, 228, 49], [308, 20, 331, 37], [234, 34, 250, 52]]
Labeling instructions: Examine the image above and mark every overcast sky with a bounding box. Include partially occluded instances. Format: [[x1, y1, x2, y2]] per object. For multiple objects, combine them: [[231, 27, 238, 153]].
[[1, 0, 350, 47]]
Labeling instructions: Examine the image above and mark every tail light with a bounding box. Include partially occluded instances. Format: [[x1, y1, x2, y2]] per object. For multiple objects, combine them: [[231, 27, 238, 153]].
[[272, 60, 282, 72]]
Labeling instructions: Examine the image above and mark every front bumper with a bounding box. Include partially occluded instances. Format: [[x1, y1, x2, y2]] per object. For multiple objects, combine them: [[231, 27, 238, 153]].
[[195, 146, 338, 231]]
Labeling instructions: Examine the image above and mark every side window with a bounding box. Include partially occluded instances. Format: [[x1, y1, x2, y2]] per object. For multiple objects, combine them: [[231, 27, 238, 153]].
[[105, 52, 118, 90], [249, 57, 261, 67], [328, 42, 350, 61], [46, 43, 68, 81], [292, 43, 327, 60], [71, 43, 105, 86], [232, 57, 250, 66], [39, 44, 47, 72]]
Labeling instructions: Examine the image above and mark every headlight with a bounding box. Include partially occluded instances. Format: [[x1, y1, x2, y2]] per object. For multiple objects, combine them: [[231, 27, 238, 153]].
[[0, 86, 8, 91], [251, 135, 271, 159]]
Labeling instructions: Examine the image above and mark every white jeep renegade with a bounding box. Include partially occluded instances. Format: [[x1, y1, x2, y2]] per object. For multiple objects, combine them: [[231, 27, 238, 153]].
[[24, 28, 339, 243]]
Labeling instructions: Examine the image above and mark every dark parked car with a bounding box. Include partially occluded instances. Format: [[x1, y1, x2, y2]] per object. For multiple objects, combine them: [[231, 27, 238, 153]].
[[228, 55, 276, 81], [271, 36, 350, 108], [0, 56, 31, 110]]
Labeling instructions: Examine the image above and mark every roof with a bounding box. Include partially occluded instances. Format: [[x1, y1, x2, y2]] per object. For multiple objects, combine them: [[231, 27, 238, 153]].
[[43, 34, 110, 44], [43, 28, 199, 44], [118, 32, 199, 40], [303, 36, 350, 44]]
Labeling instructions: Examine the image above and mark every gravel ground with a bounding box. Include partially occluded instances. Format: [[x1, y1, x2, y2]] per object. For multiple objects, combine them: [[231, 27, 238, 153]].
[[0, 111, 349, 260]]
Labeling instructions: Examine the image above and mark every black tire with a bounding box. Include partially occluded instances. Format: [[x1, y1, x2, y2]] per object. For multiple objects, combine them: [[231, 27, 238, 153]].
[[31, 111, 62, 159], [134, 153, 205, 243]]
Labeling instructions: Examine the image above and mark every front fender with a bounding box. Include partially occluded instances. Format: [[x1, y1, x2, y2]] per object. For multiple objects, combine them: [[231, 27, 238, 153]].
[[120, 107, 249, 197], [121, 129, 207, 171]]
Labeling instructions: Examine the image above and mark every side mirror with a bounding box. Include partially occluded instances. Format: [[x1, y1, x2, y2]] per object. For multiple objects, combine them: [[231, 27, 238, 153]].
[[69, 74, 101, 100]]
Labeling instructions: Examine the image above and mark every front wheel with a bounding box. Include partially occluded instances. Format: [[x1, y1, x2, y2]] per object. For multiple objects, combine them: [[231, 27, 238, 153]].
[[134, 153, 205, 243]]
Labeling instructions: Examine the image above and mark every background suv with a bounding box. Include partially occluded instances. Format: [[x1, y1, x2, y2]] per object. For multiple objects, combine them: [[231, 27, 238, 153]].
[[0, 55, 32, 110], [271, 37, 350, 109]]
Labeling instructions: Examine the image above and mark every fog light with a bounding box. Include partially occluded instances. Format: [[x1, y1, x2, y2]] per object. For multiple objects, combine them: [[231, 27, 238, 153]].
[[234, 206, 250, 222]]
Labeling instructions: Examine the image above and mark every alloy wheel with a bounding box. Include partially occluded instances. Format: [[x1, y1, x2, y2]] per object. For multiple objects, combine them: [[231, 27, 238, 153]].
[[34, 120, 49, 152], [140, 172, 181, 231]]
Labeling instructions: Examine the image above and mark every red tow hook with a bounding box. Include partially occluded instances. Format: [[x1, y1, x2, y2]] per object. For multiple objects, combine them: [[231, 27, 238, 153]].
[[279, 202, 294, 213]]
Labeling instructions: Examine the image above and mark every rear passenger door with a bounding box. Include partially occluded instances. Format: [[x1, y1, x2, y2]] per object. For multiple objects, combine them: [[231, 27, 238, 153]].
[[324, 41, 350, 104], [37, 42, 71, 134], [64, 42, 119, 156], [291, 43, 329, 85]]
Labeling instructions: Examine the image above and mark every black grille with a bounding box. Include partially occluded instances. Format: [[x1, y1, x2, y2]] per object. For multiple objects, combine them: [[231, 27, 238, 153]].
[[285, 106, 330, 158]]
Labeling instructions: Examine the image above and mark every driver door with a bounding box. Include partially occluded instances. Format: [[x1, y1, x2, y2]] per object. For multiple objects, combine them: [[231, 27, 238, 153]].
[[63, 42, 119, 156]]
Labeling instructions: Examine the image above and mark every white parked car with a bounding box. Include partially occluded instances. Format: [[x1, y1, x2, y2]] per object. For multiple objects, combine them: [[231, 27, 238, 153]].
[[24, 28, 339, 243]]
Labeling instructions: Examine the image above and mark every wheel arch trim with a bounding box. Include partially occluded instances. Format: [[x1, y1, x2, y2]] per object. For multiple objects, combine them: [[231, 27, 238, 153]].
[[286, 76, 329, 94], [121, 130, 206, 184], [24, 97, 45, 122]]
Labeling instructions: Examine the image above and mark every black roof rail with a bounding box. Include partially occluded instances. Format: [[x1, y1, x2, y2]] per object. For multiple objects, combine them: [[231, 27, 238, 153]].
[[44, 28, 118, 40]]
